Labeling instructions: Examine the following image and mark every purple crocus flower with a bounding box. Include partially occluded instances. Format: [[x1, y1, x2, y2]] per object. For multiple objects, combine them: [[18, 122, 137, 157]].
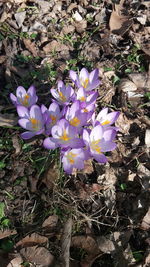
[[41, 102, 63, 135], [92, 108, 120, 128], [61, 148, 87, 174], [17, 105, 45, 139], [43, 119, 84, 150], [69, 68, 100, 91], [83, 125, 117, 163], [76, 87, 98, 106], [10, 85, 38, 107], [50, 81, 74, 105], [65, 100, 88, 129]]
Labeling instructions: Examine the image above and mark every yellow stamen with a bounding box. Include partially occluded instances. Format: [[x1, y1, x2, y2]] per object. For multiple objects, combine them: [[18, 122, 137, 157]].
[[91, 139, 101, 154], [50, 115, 56, 125], [60, 130, 70, 141], [30, 118, 40, 130], [83, 108, 88, 112], [81, 78, 89, 89], [70, 117, 80, 127], [67, 152, 77, 164], [21, 94, 30, 106], [59, 91, 66, 102], [101, 120, 110, 126], [79, 96, 86, 102]]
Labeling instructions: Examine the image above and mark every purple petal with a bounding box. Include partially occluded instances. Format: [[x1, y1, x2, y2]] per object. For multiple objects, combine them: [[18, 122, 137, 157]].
[[79, 68, 89, 81], [21, 131, 35, 139], [43, 137, 58, 149], [41, 104, 47, 114], [90, 125, 104, 141], [83, 129, 90, 146], [18, 118, 32, 131], [10, 93, 17, 105], [97, 108, 108, 121], [30, 105, 43, 122], [106, 111, 120, 124], [103, 129, 117, 141], [100, 140, 117, 152], [16, 86, 26, 98], [89, 79, 101, 90], [27, 85, 36, 96], [69, 70, 77, 82], [17, 106, 29, 118], [89, 69, 99, 83], [62, 156, 73, 174], [93, 153, 108, 163]]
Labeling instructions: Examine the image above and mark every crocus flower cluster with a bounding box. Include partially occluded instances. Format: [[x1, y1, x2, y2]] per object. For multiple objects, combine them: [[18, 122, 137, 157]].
[[10, 68, 120, 174]]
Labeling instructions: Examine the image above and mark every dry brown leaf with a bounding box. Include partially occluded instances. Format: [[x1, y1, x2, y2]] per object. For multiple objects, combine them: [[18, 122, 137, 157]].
[[73, 20, 87, 34], [82, 159, 94, 174], [109, 3, 132, 35], [43, 40, 70, 54], [71, 235, 99, 254], [7, 256, 23, 267], [128, 72, 150, 89], [20, 246, 54, 266], [141, 208, 150, 230], [0, 55, 7, 64], [60, 217, 72, 267], [23, 39, 38, 57], [115, 113, 132, 134], [16, 233, 48, 248], [0, 113, 17, 127], [42, 214, 58, 229], [0, 229, 17, 240], [42, 161, 59, 190], [12, 135, 21, 155], [145, 129, 150, 148]]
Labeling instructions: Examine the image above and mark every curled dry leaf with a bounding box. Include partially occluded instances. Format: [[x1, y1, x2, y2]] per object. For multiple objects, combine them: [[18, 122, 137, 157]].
[[20, 246, 54, 267], [7, 256, 23, 267], [0, 229, 17, 240], [42, 161, 59, 190], [23, 39, 38, 57], [109, 3, 132, 35], [115, 113, 132, 134], [42, 214, 58, 229], [16, 233, 49, 249]]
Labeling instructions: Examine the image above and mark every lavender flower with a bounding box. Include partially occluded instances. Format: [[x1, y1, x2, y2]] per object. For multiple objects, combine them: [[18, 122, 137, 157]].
[[65, 101, 87, 129], [61, 148, 87, 174], [43, 119, 84, 150], [17, 105, 45, 139], [10, 85, 38, 107], [70, 68, 100, 91], [83, 125, 117, 163], [92, 108, 120, 128], [51, 81, 74, 105], [41, 102, 63, 135]]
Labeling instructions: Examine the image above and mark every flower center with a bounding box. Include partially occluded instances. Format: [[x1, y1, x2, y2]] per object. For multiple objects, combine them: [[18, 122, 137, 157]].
[[81, 78, 89, 89], [30, 118, 40, 131], [20, 94, 30, 106], [59, 91, 66, 102], [79, 96, 86, 102], [101, 120, 110, 126], [70, 117, 80, 127], [50, 114, 56, 125], [91, 139, 101, 154], [67, 152, 77, 164], [60, 129, 70, 142]]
